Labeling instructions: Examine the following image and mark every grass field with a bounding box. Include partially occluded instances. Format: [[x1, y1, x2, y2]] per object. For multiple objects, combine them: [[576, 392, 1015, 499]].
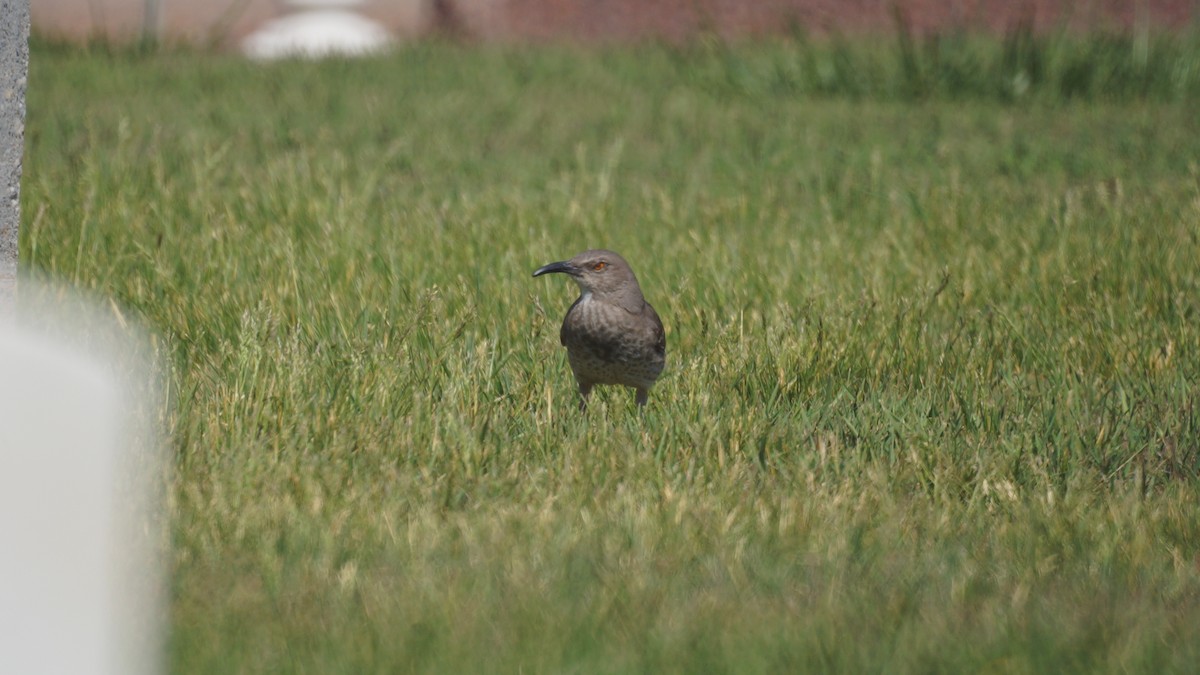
[[21, 34, 1200, 672]]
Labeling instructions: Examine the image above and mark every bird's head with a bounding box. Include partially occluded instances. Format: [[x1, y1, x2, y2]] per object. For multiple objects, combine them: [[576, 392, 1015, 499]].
[[533, 249, 645, 311]]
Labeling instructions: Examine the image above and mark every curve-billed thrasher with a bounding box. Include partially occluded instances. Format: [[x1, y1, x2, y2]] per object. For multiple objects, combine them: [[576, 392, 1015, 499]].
[[533, 249, 666, 408]]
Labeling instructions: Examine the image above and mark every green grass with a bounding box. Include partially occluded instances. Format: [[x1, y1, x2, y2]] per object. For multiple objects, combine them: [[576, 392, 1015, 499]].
[[20, 35, 1200, 673]]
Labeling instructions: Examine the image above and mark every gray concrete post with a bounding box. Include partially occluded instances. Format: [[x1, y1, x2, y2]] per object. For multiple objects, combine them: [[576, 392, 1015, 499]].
[[143, 0, 161, 43], [1, 0, 30, 311]]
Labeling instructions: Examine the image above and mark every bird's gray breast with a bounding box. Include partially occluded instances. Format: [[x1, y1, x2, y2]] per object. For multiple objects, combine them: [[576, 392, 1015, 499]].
[[560, 294, 666, 387]]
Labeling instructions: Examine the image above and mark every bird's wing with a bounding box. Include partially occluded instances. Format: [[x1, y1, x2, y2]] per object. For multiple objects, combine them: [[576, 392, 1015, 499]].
[[646, 302, 666, 357]]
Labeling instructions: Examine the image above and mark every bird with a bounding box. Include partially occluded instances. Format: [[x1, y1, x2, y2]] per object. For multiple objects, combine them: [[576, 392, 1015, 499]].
[[533, 249, 666, 409]]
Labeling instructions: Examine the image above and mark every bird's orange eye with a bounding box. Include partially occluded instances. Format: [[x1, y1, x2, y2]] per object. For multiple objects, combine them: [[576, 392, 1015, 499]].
[[593, 262, 607, 271]]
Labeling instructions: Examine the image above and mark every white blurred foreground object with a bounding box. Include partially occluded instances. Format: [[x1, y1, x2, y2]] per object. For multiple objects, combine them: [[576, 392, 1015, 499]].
[[0, 284, 164, 675], [242, 0, 393, 59]]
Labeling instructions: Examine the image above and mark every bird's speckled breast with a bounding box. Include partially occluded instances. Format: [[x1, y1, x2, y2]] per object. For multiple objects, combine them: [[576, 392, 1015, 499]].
[[561, 295, 665, 388]]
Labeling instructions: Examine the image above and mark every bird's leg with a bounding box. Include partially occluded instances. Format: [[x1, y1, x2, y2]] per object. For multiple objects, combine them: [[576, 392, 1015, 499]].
[[635, 387, 649, 407], [577, 382, 593, 412]]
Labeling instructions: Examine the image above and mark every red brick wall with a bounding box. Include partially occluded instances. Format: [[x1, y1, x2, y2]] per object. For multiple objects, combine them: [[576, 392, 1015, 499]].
[[30, 0, 1200, 47], [493, 0, 1198, 41]]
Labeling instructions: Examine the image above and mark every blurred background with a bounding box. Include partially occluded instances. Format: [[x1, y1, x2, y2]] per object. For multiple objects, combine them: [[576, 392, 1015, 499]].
[[30, 0, 1200, 47], [16, 0, 1200, 672]]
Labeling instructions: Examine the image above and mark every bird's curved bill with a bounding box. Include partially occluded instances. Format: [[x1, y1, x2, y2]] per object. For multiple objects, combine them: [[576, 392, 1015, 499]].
[[532, 261, 576, 277]]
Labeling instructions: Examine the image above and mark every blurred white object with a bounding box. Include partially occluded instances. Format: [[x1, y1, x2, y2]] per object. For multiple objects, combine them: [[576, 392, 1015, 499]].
[[243, 0, 393, 59], [0, 285, 164, 675]]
